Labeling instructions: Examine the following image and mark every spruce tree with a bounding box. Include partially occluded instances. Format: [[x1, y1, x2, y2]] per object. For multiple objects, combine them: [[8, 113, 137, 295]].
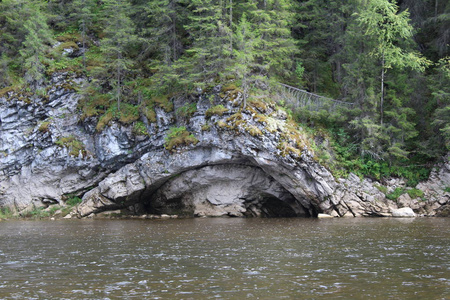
[[181, 0, 232, 88], [70, 0, 96, 69], [19, 0, 54, 88], [231, 13, 256, 108], [98, 0, 137, 110], [145, 0, 185, 67], [430, 57, 450, 151], [246, 0, 297, 87], [356, 0, 430, 125]]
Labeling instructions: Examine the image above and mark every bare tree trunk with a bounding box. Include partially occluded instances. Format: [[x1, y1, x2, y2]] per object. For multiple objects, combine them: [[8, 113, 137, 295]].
[[380, 54, 385, 125], [435, 0, 438, 22], [229, 0, 233, 52], [81, 0, 86, 70]]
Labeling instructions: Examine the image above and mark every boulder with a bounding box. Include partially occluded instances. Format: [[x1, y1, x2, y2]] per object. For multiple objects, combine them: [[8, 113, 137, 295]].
[[391, 207, 416, 218]]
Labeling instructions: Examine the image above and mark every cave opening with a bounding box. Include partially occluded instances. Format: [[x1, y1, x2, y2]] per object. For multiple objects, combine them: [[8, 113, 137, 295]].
[[137, 164, 313, 218]]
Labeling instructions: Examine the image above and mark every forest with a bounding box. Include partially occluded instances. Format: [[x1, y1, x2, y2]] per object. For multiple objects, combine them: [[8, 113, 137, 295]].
[[0, 0, 449, 185]]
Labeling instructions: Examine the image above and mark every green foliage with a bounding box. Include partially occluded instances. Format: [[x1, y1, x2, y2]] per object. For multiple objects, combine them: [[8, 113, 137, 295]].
[[0, 207, 13, 219], [407, 188, 424, 199], [375, 184, 388, 194], [56, 135, 87, 157], [133, 121, 148, 136], [153, 95, 174, 112], [19, 1, 54, 88], [95, 103, 139, 131], [205, 105, 228, 118], [444, 187, 450, 193], [176, 103, 197, 119], [38, 121, 51, 133], [66, 196, 83, 206], [164, 126, 199, 151], [0, 0, 446, 187], [386, 187, 406, 201]]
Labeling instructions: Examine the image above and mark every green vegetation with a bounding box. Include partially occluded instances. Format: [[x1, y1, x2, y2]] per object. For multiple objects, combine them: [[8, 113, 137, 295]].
[[0, 0, 448, 185], [164, 126, 199, 151], [38, 121, 51, 133], [205, 105, 228, 118], [133, 121, 148, 136], [386, 187, 406, 201], [444, 187, 450, 193], [66, 196, 82, 206], [55, 135, 87, 157], [0, 207, 13, 219], [177, 103, 197, 120], [407, 188, 424, 199]]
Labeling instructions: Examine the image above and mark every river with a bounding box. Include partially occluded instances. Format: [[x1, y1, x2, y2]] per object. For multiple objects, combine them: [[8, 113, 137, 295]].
[[0, 218, 448, 299]]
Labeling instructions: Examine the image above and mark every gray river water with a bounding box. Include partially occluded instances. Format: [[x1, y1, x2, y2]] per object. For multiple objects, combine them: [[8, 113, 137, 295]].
[[0, 217, 448, 299]]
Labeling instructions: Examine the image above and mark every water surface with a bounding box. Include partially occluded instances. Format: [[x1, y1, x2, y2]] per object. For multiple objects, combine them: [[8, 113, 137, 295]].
[[0, 218, 448, 299]]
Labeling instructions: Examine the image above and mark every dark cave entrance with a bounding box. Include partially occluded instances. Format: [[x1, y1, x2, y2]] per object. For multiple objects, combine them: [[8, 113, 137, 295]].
[[134, 164, 315, 218]]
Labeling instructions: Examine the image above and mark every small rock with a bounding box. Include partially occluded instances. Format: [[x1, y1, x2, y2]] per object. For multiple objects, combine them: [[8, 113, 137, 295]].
[[160, 214, 170, 219], [63, 214, 72, 219], [317, 213, 333, 218], [391, 207, 416, 218]]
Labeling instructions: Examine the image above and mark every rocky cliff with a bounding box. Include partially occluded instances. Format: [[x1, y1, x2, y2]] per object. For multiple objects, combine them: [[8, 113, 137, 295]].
[[1, 73, 448, 218]]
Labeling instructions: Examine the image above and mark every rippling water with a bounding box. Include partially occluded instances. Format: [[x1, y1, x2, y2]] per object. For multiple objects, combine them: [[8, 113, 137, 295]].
[[0, 218, 448, 299]]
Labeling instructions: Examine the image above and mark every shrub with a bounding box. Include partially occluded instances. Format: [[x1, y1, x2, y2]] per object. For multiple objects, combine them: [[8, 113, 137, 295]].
[[0, 207, 13, 219], [153, 95, 173, 112], [444, 187, 450, 193], [38, 121, 51, 133], [205, 105, 228, 118], [118, 103, 140, 124], [66, 196, 82, 206], [177, 103, 197, 119], [164, 126, 199, 151], [407, 188, 424, 199], [133, 121, 148, 136], [56, 136, 86, 157], [386, 187, 406, 201]]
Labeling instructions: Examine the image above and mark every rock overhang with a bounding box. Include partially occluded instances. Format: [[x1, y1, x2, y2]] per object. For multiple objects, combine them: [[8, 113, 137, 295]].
[[78, 143, 335, 218]]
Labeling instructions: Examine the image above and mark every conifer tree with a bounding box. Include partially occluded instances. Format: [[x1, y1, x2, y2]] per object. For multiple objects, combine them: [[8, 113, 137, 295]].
[[145, 0, 185, 67], [231, 13, 256, 108], [181, 0, 232, 88], [246, 0, 297, 87], [98, 0, 137, 110], [19, 0, 54, 88], [430, 57, 450, 151], [70, 0, 96, 69], [356, 0, 430, 125]]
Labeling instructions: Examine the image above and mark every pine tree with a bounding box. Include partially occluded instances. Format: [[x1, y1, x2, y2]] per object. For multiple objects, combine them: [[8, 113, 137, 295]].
[[97, 0, 138, 110], [70, 0, 96, 69], [355, 0, 431, 125], [246, 0, 297, 87], [295, 0, 355, 95], [430, 57, 450, 151], [231, 13, 256, 108], [19, 0, 54, 88], [145, 0, 185, 67], [180, 0, 232, 88]]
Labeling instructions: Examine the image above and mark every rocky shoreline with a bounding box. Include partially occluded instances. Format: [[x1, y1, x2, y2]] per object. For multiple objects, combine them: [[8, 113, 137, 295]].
[[1, 73, 449, 219]]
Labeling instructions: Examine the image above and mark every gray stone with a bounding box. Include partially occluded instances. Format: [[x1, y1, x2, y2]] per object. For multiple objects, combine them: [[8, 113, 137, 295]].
[[391, 207, 416, 218]]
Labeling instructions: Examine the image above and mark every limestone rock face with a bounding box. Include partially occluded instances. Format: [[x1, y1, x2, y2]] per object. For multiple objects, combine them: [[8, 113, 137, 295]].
[[1, 75, 449, 217]]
